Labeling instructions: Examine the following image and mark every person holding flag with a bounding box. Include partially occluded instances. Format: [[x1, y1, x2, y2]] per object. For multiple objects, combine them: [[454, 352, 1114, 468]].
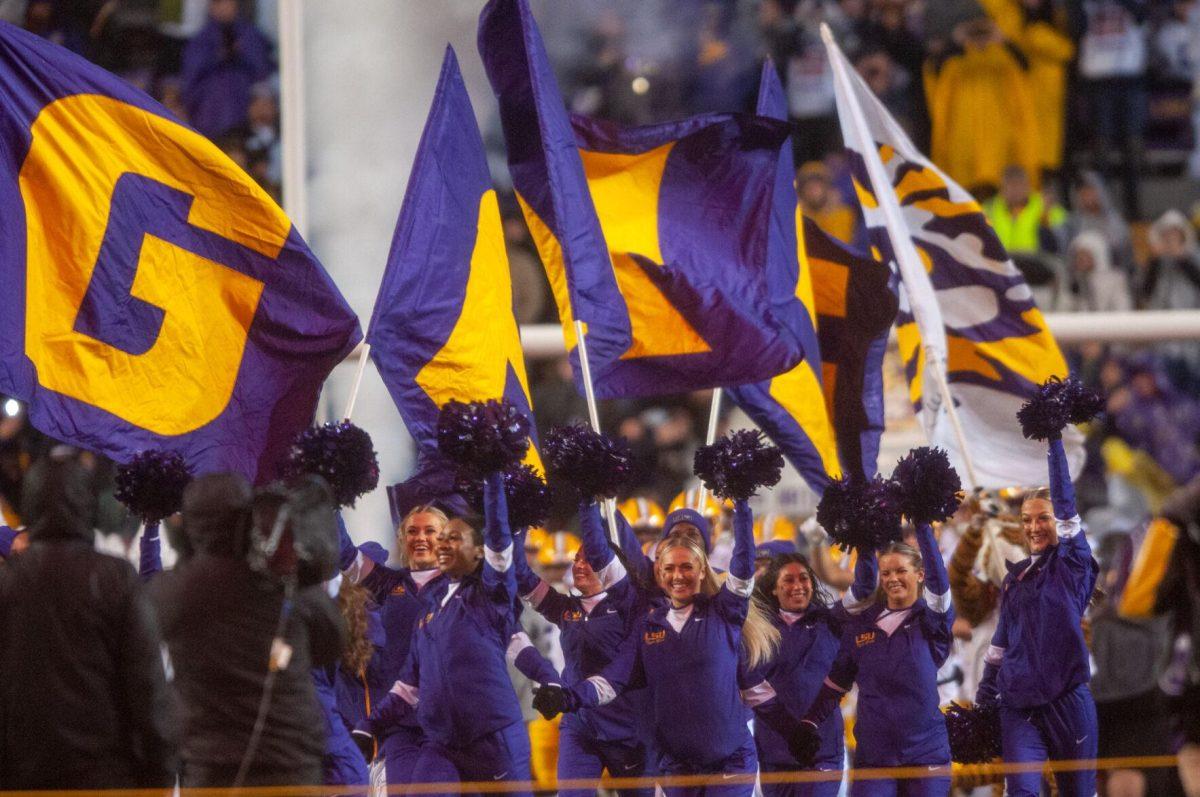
[[975, 382, 1103, 797]]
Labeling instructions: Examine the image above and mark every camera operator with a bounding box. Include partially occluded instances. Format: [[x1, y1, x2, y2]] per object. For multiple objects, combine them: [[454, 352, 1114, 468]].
[[151, 473, 346, 788], [0, 455, 176, 790]]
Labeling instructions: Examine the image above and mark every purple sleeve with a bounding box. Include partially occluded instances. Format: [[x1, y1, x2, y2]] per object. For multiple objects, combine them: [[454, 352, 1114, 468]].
[[832, 549, 878, 620], [0, 526, 16, 559], [580, 501, 628, 591], [336, 512, 358, 572], [509, 631, 563, 685], [138, 522, 162, 582], [573, 616, 647, 707], [510, 527, 543, 597], [1047, 437, 1077, 521], [613, 504, 654, 586], [482, 471, 517, 603], [801, 683, 846, 726], [713, 500, 755, 624]]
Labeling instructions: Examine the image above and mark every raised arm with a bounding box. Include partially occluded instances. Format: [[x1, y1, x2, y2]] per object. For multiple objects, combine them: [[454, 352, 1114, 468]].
[[836, 548, 879, 618], [612, 503, 655, 586], [138, 522, 162, 582], [1048, 436, 1098, 608], [482, 471, 517, 604], [916, 522, 955, 665], [336, 512, 406, 604], [580, 500, 628, 591], [715, 499, 755, 624]]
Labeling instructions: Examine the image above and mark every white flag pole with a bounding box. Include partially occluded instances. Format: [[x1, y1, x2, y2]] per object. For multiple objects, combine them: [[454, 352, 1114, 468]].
[[695, 388, 723, 508], [821, 24, 979, 489], [572, 321, 622, 545]]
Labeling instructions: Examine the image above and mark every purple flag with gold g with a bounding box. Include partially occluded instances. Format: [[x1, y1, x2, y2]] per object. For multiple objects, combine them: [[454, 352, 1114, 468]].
[[0, 22, 361, 482]]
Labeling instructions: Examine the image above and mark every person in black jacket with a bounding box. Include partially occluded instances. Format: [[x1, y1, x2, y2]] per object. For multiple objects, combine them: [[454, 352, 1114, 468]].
[[0, 455, 176, 790], [152, 473, 346, 788]]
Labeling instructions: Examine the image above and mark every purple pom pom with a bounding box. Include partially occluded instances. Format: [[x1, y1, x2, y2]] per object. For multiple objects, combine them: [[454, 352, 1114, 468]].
[[1017, 377, 1103, 440], [543, 424, 633, 500], [457, 463, 552, 530], [1017, 378, 1070, 440], [283, 421, 380, 507], [693, 430, 784, 501], [945, 701, 1002, 764], [1062, 379, 1106, 425], [437, 399, 531, 476], [815, 475, 902, 554], [115, 450, 193, 523], [890, 447, 963, 526]]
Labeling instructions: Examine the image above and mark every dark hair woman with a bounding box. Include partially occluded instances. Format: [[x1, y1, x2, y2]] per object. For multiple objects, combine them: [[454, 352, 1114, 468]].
[[745, 553, 844, 796]]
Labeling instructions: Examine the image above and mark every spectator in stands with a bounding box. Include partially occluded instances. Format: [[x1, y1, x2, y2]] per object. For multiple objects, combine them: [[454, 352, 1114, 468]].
[[925, 14, 1040, 195], [1065, 171, 1136, 274], [1144, 209, 1200, 391], [1058, 230, 1133, 312], [1109, 357, 1200, 488], [797, 160, 858, 244], [984, 164, 1067, 255], [758, 0, 843, 164], [180, 0, 273, 139], [1009, 0, 1075, 179], [0, 456, 176, 790], [1071, 0, 1149, 219]]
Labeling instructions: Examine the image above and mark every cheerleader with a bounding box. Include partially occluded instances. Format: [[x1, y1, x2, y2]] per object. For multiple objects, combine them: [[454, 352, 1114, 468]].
[[975, 434, 1100, 797], [799, 522, 954, 796], [534, 499, 793, 796], [336, 503, 449, 784], [362, 473, 556, 794], [515, 501, 652, 796], [745, 553, 844, 797]]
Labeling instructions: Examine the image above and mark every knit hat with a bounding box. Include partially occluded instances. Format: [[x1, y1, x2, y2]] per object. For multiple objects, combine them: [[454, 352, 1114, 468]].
[[661, 508, 712, 553]]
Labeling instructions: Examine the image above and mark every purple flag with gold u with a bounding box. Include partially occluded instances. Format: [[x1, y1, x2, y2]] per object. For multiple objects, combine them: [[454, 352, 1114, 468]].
[[0, 22, 361, 482]]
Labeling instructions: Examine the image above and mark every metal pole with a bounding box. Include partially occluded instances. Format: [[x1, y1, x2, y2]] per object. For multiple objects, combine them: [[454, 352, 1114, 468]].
[[573, 320, 621, 545]]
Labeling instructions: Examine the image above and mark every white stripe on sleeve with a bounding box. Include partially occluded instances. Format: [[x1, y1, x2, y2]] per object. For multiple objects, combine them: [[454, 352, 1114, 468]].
[[740, 680, 778, 708], [524, 579, 551, 607], [484, 542, 514, 573], [505, 631, 533, 667], [823, 677, 848, 694], [725, 572, 754, 597], [345, 550, 376, 584], [1057, 515, 1083, 539], [586, 675, 617, 706], [594, 556, 627, 591], [390, 680, 419, 707], [923, 587, 951, 614], [984, 645, 1005, 666]]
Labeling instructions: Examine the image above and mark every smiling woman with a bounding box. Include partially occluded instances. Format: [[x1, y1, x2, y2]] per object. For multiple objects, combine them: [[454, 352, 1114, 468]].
[[797, 498, 956, 795], [976, 437, 1101, 797]]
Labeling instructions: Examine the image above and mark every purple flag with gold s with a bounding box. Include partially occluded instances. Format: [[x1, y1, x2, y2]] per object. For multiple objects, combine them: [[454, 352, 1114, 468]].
[[0, 22, 361, 482]]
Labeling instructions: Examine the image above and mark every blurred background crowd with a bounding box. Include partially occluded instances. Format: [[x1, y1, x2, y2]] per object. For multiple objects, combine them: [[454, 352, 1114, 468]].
[[0, 1, 1198, 792]]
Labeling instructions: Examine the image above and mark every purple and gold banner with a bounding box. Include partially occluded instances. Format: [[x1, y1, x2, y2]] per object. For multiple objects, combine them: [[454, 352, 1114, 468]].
[[0, 22, 360, 482]]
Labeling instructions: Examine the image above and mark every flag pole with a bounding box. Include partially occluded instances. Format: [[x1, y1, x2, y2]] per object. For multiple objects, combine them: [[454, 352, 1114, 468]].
[[341, 341, 372, 422], [573, 320, 622, 545], [820, 24, 979, 489], [278, 0, 307, 237], [695, 388, 723, 508]]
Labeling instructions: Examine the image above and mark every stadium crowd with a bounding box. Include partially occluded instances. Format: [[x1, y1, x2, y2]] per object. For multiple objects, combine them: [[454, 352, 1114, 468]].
[[1, 1, 1199, 796]]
